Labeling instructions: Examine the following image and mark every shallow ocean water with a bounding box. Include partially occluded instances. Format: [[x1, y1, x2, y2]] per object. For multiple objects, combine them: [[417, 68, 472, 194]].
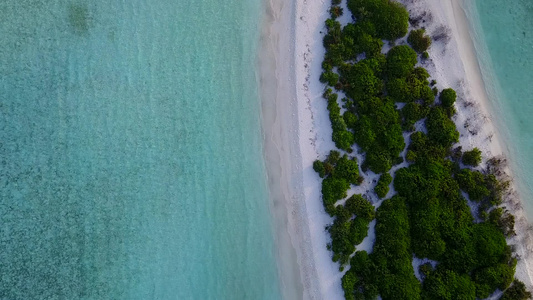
[[464, 0, 533, 215], [0, 0, 282, 299]]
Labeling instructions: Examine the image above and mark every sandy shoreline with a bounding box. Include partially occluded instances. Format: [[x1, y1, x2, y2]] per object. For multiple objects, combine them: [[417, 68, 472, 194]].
[[258, 0, 325, 298], [260, 0, 533, 299]]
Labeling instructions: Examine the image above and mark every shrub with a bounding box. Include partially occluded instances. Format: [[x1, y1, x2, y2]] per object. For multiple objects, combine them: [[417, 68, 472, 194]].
[[422, 269, 476, 300], [343, 111, 358, 129], [322, 177, 350, 207], [345, 194, 375, 220], [455, 169, 490, 201], [488, 207, 516, 236], [341, 271, 357, 300], [320, 71, 340, 86], [330, 6, 343, 18], [350, 217, 370, 245], [332, 130, 355, 151], [334, 155, 360, 184], [501, 280, 532, 300], [407, 28, 432, 53], [440, 88, 457, 108], [426, 107, 459, 147], [329, 217, 356, 265], [473, 263, 515, 298], [347, 0, 409, 40], [462, 148, 482, 166], [375, 173, 392, 198], [313, 160, 326, 178], [385, 45, 418, 78]]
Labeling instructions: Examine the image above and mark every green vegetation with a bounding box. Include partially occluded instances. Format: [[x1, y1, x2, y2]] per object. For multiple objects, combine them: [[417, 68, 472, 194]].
[[408, 28, 432, 53], [327, 195, 375, 266], [347, 0, 409, 40], [318, 151, 361, 215], [463, 147, 482, 166], [501, 280, 532, 300], [314, 0, 528, 299], [375, 173, 392, 198]]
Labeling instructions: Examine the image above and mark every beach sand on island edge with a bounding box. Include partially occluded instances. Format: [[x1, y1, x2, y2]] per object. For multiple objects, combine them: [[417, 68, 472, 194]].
[[259, 0, 344, 297], [258, 0, 322, 298]]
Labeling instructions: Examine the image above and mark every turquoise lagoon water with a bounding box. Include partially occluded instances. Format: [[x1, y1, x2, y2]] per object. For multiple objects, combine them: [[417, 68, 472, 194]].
[[464, 1, 533, 215], [0, 1, 282, 299]]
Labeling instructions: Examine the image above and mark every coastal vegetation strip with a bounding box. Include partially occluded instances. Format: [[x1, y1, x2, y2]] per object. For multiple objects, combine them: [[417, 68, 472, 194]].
[[313, 0, 532, 299]]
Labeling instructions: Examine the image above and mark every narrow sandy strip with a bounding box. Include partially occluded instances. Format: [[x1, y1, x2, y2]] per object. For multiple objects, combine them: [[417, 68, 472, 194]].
[[259, 0, 332, 298]]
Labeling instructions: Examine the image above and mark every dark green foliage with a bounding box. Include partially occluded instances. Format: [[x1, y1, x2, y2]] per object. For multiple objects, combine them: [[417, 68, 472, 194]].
[[347, 0, 409, 40], [320, 71, 340, 86], [333, 130, 355, 152], [330, 216, 356, 265], [473, 262, 515, 298], [325, 91, 356, 151], [332, 0, 341, 5], [419, 263, 434, 278], [341, 271, 357, 300], [329, 195, 375, 265], [330, 6, 343, 18], [401, 102, 427, 130], [327, 197, 375, 266], [350, 217, 371, 245], [315, 151, 362, 216], [488, 207, 516, 236], [345, 194, 375, 220], [440, 88, 457, 108], [342, 22, 384, 59], [501, 280, 532, 300], [371, 196, 421, 300], [422, 269, 476, 300], [351, 97, 405, 173], [334, 155, 360, 184], [344, 251, 379, 300], [313, 160, 326, 178], [386, 67, 432, 104], [472, 222, 507, 268], [385, 45, 418, 78], [407, 28, 432, 53], [340, 59, 384, 101], [322, 177, 350, 208], [375, 173, 392, 198], [462, 147, 482, 166], [455, 168, 490, 201], [343, 111, 358, 129], [426, 106, 459, 147], [422, 51, 429, 60]]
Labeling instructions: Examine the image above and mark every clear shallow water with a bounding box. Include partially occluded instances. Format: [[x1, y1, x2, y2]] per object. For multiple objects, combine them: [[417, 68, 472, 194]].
[[464, 1, 533, 215], [0, 1, 282, 299]]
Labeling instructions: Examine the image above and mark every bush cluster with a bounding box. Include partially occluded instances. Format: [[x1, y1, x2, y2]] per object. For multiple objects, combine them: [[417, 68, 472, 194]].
[[407, 28, 432, 53], [462, 147, 482, 166], [315, 151, 360, 215], [347, 0, 409, 40], [329, 195, 375, 266], [374, 173, 392, 198]]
